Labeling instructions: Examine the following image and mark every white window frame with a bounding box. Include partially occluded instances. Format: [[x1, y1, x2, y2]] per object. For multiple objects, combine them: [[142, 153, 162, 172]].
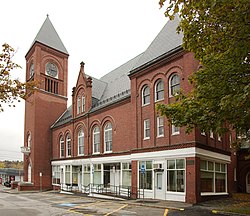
[[157, 117, 164, 137], [104, 123, 112, 153], [200, 160, 227, 195], [77, 96, 81, 114], [142, 85, 150, 106], [93, 126, 100, 154], [66, 134, 71, 157], [82, 96, 85, 112], [169, 73, 180, 97], [78, 129, 84, 155], [60, 136, 64, 158], [172, 123, 180, 135], [144, 119, 150, 140], [155, 79, 164, 102]]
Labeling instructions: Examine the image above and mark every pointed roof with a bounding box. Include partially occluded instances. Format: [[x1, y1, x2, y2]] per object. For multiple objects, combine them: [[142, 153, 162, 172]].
[[130, 15, 183, 73], [29, 15, 68, 55]]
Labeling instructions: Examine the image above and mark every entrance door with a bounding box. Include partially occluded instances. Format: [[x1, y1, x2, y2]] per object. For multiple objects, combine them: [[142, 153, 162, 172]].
[[246, 172, 250, 193], [155, 172, 164, 199], [28, 164, 31, 182]]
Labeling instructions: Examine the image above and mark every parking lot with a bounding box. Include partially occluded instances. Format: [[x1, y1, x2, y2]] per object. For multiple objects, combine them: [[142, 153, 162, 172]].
[[0, 189, 166, 216]]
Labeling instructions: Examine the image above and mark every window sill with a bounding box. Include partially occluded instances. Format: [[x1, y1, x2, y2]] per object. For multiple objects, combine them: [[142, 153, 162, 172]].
[[93, 152, 100, 155], [142, 103, 150, 107], [201, 192, 228, 196], [155, 98, 164, 103], [104, 151, 112, 154], [78, 154, 84, 156], [143, 137, 150, 140], [157, 135, 164, 138], [171, 132, 180, 136]]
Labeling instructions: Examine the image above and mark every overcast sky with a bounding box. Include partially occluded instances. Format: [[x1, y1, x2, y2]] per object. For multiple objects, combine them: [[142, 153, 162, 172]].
[[0, 0, 168, 161]]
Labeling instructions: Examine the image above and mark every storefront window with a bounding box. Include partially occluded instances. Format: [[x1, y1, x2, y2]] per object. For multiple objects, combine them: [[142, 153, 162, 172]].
[[83, 164, 90, 186], [52, 165, 60, 185], [201, 160, 227, 193], [93, 164, 101, 185], [139, 161, 152, 190], [72, 166, 79, 185], [65, 165, 71, 184], [122, 162, 131, 187], [167, 159, 185, 192]]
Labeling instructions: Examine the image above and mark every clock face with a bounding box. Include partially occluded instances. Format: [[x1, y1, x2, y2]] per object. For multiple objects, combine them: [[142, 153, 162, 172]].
[[45, 62, 58, 78], [29, 63, 34, 78]]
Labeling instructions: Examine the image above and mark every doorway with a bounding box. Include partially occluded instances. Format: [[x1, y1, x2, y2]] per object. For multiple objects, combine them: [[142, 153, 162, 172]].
[[155, 172, 165, 199]]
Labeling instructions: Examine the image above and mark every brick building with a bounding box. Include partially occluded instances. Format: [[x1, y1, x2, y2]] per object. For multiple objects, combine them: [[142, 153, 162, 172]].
[[20, 16, 247, 203]]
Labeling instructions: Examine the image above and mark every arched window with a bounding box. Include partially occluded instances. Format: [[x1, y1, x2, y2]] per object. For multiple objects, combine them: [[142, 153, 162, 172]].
[[155, 79, 164, 101], [169, 74, 180, 97], [66, 134, 71, 157], [77, 96, 81, 114], [93, 126, 100, 154], [27, 133, 31, 148], [82, 96, 85, 112], [78, 129, 84, 155], [142, 85, 150, 105], [59, 136, 64, 158], [104, 122, 112, 152]]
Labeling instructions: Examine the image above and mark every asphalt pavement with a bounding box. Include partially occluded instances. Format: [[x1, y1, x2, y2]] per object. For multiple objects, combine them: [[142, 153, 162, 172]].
[[1, 184, 250, 216]]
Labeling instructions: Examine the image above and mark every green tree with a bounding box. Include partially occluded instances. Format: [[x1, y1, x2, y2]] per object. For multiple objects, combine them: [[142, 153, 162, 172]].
[[0, 43, 36, 112], [157, 0, 250, 146]]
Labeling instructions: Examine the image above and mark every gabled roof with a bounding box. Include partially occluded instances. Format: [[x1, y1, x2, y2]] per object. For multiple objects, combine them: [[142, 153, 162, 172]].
[[98, 53, 143, 101], [130, 15, 183, 73], [52, 17, 183, 129], [29, 15, 68, 55]]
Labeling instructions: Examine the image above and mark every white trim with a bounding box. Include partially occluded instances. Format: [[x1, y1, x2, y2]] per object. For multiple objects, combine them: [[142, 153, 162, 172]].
[[52, 147, 231, 166]]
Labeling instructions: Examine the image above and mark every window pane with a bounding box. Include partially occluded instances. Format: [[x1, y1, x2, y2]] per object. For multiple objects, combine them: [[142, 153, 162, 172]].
[[156, 173, 162, 189], [176, 159, 184, 169], [208, 161, 214, 171], [215, 163, 220, 172], [215, 173, 226, 192], [167, 170, 176, 191], [122, 170, 131, 187], [167, 160, 175, 169], [200, 160, 207, 170], [177, 170, 185, 192], [201, 171, 214, 192]]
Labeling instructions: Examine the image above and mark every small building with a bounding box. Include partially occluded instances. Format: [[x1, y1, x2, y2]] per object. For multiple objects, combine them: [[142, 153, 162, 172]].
[[0, 168, 23, 184]]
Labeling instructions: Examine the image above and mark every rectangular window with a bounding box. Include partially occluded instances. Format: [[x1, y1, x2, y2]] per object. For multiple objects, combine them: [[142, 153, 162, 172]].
[[144, 119, 150, 139], [122, 162, 131, 188], [52, 165, 61, 185], [172, 123, 180, 135], [200, 160, 227, 194], [93, 164, 101, 185], [83, 164, 90, 186], [65, 165, 71, 185], [157, 117, 164, 137], [167, 159, 185, 192], [72, 166, 79, 185], [139, 161, 152, 190]]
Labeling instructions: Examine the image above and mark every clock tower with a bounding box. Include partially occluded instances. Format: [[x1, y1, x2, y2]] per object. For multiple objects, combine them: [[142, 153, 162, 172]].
[[21, 16, 69, 190]]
